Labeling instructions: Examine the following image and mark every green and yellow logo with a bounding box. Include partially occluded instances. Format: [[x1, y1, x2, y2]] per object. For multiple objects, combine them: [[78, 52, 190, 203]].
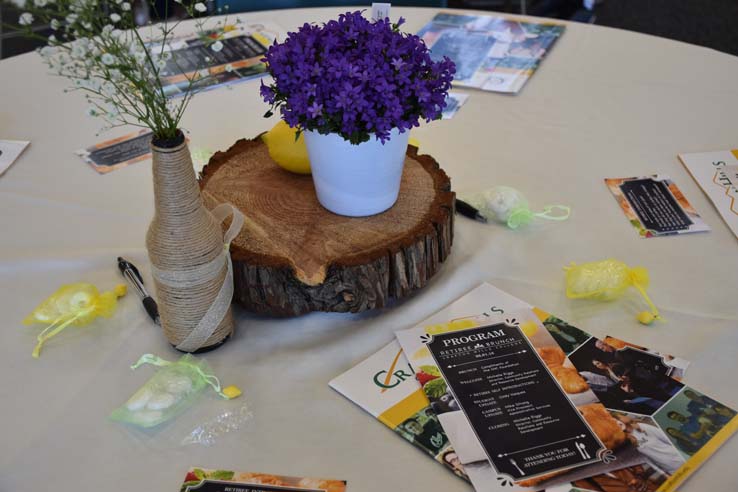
[[373, 349, 413, 393]]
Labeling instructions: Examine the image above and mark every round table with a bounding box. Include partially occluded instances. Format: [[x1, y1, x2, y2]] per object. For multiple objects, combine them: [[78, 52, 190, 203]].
[[1, 7, 737, 492]]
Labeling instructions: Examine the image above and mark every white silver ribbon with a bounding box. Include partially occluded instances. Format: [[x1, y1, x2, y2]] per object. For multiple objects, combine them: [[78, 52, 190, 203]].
[[152, 203, 244, 353]]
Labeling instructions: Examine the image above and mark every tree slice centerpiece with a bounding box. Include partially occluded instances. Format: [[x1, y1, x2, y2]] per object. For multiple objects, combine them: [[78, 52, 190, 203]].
[[199, 137, 454, 316]]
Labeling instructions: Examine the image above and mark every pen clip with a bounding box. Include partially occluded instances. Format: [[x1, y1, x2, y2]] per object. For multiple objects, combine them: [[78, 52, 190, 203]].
[[117, 257, 144, 285]]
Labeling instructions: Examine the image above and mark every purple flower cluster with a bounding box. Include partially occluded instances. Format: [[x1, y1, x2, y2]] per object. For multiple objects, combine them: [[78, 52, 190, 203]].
[[260, 11, 456, 144]]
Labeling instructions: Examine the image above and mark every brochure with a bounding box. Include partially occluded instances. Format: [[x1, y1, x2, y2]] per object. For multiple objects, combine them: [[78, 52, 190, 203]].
[[329, 340, 470, 482], [678, 149, 738, 239], [180, 467, 346, 492], [155, 21, 286, 98], [0, 139, 30, 176], [417, 12, 564, 94], [395, 284, 737, 491], [605, 175, 709, 238]]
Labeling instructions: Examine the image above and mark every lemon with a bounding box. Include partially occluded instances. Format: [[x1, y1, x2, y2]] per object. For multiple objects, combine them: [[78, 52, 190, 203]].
[[261, 120, 311, 175]]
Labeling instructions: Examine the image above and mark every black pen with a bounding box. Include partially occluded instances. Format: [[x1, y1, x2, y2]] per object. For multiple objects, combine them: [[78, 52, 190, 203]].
[[117, 257, 160, 325], [455, 198, 488, 223]]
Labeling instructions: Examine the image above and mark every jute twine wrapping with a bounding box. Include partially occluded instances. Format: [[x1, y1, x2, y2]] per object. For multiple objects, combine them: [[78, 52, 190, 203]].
[[146, 139, 234, 351]]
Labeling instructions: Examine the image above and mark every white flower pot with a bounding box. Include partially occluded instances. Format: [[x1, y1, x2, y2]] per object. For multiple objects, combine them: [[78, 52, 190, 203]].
[[304, 128, 410, 217]]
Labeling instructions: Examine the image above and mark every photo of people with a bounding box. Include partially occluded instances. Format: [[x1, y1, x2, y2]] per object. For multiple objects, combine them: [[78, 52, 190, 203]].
[[654, 388, 737, 459], [437, 447, 469, 481], [541, 315, 591, 354], [568, 337, 684, 415], [610, 411, 685, 475], [395, 406, 449, 456], [603, 336, 690, 381]]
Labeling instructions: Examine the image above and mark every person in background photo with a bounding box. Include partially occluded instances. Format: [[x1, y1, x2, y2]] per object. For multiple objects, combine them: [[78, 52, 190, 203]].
[[616, 415, 684, 474], [667, 411, 714, 446]]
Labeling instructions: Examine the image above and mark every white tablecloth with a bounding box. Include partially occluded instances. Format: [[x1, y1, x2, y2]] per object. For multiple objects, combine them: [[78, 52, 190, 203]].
[[1, 7, 737, 492]]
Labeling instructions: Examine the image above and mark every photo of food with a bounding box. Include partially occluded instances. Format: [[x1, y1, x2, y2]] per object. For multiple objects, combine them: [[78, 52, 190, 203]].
[[568, 337, 684, 415], [180, 468, 347, 492], [570, 462, 669, 492], [654, 388, 737, 459]]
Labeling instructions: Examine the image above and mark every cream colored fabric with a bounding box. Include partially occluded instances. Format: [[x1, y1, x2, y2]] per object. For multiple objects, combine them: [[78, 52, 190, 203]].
[[0, 7, 737, 492]]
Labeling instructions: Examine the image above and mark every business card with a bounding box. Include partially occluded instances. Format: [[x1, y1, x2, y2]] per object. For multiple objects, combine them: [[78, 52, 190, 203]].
[[605, 175, 709, 238]]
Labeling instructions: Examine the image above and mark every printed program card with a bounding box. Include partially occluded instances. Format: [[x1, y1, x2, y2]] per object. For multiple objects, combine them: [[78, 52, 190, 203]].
[[76, 130, 153, 174], [423, 314, 604, 480], [605, 175, 709, 238]]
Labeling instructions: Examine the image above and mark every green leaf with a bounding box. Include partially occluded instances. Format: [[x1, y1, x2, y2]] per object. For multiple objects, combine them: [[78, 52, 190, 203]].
[[419, 365, 441, 377], [193, 469, 207, 480], [423, 377, 447, 399], [209, 470, 235, 480]]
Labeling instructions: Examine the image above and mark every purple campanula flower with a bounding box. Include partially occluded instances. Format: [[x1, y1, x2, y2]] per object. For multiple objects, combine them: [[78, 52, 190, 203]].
[[261, 10, 455, 144]]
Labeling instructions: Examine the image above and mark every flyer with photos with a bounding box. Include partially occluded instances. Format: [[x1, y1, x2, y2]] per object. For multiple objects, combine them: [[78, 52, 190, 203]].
[[605, 175, 709, 238], [417, 12, 564, 94], [394, 284, 737, 491], [180, 467, 346, 492]]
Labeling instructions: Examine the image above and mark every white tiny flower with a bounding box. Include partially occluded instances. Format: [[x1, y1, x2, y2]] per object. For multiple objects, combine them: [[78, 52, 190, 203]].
[[102, 24, 114, 34], [101, 53, 116, 65], [224, 63, 233, 72], [161, 50, 172, 61], [110, 13, 121, 23], [40, 46, 57, 57], [50, 19, 60, 30], [121, 2, 130, 10], [111, 29, 123, 39], [82, 21, 92, 30], [48, 34, 57, 43], [210, 41, 223, 52], [156, 58, 167, 69], [134, 51, 146, 63], [194, 2, 206, 12], [66, 13, 78, 24], [18, 13, 34, 26], [34, 0, 47, 7]]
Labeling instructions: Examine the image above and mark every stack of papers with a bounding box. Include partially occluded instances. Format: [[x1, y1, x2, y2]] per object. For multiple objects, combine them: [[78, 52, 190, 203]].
[[330, 284, 736, 492]]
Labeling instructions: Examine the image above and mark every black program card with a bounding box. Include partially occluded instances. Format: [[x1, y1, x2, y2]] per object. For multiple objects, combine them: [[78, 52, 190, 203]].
[[619, 178, 692, 233], [425, 321, 603, 480]]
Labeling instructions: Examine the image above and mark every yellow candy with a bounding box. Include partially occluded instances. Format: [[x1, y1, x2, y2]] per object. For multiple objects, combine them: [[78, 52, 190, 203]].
[[637, 311, 656, 325], [114, 284, 128, 298], [222, 385, 242, 399], [24, 282, 122, 358], [262, 120, 311, 175]]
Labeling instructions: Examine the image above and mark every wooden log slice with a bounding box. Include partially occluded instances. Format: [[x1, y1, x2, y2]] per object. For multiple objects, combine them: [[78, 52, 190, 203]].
[[199, 137, 454, 316]]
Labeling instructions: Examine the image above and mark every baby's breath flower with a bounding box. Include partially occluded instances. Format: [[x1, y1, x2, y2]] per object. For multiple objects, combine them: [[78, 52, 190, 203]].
[[50, 18, 60, 29], [110, 13, 121, 23], [34, 0, 48, 7], [210, 40, 223, 52], [224, 63, 234, 72], [101, 53, 116, 65], [194, 2, 206, 12], [18, 12, 34, 25], [121, 2, 131, 10]]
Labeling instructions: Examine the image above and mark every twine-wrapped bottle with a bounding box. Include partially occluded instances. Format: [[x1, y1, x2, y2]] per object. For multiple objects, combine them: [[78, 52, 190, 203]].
[[146, 131, 234, 352]]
